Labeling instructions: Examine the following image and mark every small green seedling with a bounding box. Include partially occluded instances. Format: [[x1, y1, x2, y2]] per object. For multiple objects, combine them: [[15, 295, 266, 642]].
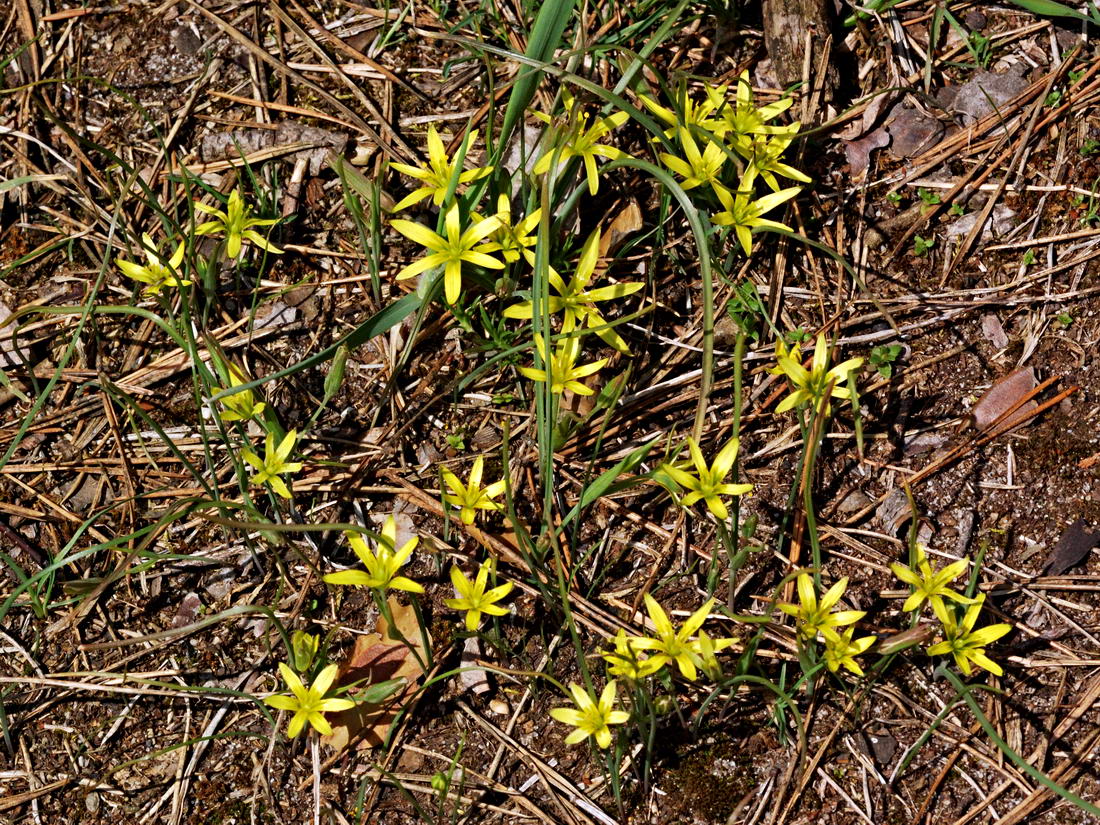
[[949, 203, 966, 216], [913, 235, 935, 256], [1022, 249, 1036, 265], [967, 30, 992, 69], [917, 188, 941, 206], [886, 190, 903, 206], [869, 344, 903, 378], [1079, 139, 1100, 156], [1056, 312, 1074, 328], [785, 327, 811, 345]]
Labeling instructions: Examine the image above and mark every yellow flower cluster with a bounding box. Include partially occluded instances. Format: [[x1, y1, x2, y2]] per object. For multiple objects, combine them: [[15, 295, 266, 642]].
[[891, 545, 1012, 676], [641, 72, 810, 256], [549, 594, 736, 749], [778, 573, 875, 676]]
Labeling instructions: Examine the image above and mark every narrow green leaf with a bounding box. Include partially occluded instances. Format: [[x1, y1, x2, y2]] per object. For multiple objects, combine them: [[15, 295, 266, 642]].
[[561, 437, 658, 528], [497, 0, 577, 149], [1004, 0, 1092, 22]]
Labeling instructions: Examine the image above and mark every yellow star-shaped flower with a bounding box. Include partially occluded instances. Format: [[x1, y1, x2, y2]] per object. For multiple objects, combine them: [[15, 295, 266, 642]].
[[927, 594, 1012, 677], [444, 558, 514, 631], [116, 233, 191, 295], [241, 429, 303, 499], [193, 188, 282, 259], [518, 334, 607, 396], [890, 544, 975, 614], [263, 662, 355, 738], [549, 681, 630, 749], [661, 435, 753, 521], [390, 204, 503, 304], [533, 89, 629, 196], [769, 332, 864, 415], [323, 516, 424, 594], [388, 125, 492, 212], [777, 573, 866, 642], [440, 456, 507, 525], [628, 594, 716, 682], [503, 230, 643, 354]]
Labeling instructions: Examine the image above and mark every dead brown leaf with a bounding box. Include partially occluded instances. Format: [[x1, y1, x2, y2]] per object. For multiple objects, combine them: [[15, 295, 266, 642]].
[[971, 367, 1037, 432], [321, 595, 429, 751], [598, 199, 642, 259]]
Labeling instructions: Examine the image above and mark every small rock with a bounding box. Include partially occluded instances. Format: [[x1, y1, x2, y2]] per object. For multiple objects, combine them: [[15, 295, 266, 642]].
[[903, 431, 948, 456], [837, 489, 873, 515], [171, 23, 203, 56], [963, 10, 986, 30], [416, 442, 443, 467], [459, 636, 491, 695], [1055, 25, 1083, 52], [867, 730, 898, 765], [0, 300, 19, 368], [876, 488, 912, 534], [934, 85, 960, 110]]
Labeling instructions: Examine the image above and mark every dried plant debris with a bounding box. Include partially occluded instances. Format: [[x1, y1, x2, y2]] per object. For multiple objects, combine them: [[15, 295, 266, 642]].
[[7, 2, 1100, 824], [945, 204, 1017, 244], [971, 367, 1038, 432], [886, 104, 945, 159], [844, 128, 891, 178], [1042, 520, 1100, 577], [949, 68, 1030, 126], [200, 122, 349, 175]]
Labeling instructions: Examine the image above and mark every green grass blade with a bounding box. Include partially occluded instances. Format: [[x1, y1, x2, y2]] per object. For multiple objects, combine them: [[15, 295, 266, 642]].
[[1004, 0, 1093, 22], [497, 0, 577, 149]]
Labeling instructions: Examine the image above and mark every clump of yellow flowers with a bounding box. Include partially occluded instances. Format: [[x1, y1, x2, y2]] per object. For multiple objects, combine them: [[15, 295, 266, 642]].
[[892, 545, 1012, 677], [640, 71, 809, 256]]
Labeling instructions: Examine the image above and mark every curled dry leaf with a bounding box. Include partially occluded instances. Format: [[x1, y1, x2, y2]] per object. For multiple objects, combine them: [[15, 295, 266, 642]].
[[980, 313, 1009, 350], [837, 90, 894, 141], [844, 128, 890, 180], [971, 367, 1037, 432], [949, 69, 1030, 126], [321, 595, 430, 752], [598, 200, 642, 259], [886, 106, 944, 159], [1042, 520, 1099, 577]]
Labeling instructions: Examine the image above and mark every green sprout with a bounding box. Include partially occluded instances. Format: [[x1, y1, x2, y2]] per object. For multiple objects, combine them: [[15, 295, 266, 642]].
[[912, 235, 935, 257], [869, 344, 903, 379]]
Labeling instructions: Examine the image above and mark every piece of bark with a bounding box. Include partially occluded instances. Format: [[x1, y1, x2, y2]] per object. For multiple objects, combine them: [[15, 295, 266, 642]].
[[200, 122, 349, 176], [762, 0, 837, 107]]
